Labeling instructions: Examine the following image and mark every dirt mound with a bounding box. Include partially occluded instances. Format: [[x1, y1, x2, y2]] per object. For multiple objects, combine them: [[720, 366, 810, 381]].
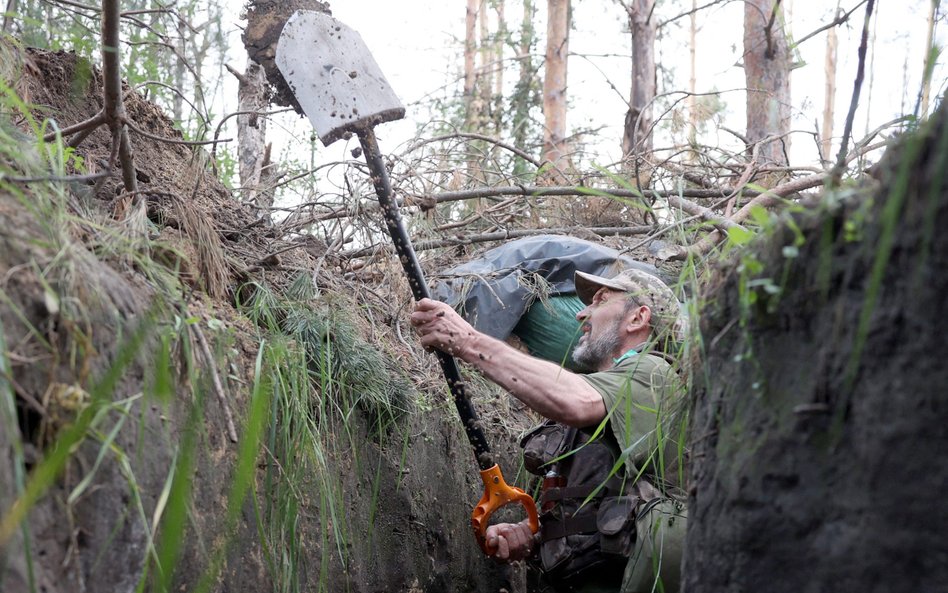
[[1, 46, 530, 593]]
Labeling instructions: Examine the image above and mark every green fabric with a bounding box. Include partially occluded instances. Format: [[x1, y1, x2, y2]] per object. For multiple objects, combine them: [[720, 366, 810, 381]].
[[512, 295, 585, 370], [621, 499, 688, 593]]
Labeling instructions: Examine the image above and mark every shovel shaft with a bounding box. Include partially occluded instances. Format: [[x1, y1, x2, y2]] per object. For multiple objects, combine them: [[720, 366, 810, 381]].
[[358, 128, 494, 471]]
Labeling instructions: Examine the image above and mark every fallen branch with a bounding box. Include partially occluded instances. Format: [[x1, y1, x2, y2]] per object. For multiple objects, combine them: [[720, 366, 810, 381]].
[[662, 171, 829, 261], [339, 225, 653, 258], [42, 110, 106, 143]]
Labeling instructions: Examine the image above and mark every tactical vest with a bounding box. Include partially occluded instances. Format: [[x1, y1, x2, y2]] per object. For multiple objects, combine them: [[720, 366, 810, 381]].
[[521, 420, 660, 590]]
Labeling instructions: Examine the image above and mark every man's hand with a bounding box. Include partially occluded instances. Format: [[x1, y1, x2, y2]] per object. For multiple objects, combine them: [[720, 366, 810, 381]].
[[410, 298, 478, 359], [485, 520, 537, 562]]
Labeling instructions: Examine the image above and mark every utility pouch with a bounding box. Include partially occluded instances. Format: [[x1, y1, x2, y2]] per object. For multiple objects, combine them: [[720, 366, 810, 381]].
[[521, 421, 574, 476], [596, 495, 640, 556]]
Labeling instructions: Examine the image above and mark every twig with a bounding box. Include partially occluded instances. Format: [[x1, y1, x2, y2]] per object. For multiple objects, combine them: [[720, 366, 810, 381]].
[[657, 0, 729, 29], [761, 0, 785, 57], [125, 119, 230, 146], [405, 132, 544, 169], [42, 110, 106, 143], [191, 322, 238, 444], [830, 0, 876, 185], [792, 1, 869, 49], [209, 106, 293, 170]]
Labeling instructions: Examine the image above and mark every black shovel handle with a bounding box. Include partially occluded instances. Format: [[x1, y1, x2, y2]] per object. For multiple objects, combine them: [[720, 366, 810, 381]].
[[358, 128, 494, 471]]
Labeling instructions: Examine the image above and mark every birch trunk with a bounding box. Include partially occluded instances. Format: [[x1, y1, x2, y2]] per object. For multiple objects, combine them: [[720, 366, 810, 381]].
[[231, 59, 272, 215], [543, 0, 570, 172], [743, 0, 792, 167], [622, 0, 656, 159]]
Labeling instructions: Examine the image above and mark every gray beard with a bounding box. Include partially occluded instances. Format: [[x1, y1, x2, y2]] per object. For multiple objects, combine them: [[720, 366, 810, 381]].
[[571, 318, 622, 370]]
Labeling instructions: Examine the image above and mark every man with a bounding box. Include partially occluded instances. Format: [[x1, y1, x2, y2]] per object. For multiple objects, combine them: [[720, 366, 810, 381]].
[[411, 268, 687, 593]]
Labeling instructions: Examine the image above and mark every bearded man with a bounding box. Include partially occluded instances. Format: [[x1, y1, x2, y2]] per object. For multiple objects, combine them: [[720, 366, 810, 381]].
[[411, 268, 688, 593]]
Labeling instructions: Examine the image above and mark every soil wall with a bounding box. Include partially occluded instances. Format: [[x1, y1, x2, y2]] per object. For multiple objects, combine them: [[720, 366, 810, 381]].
[[685, 106, 948, 590]]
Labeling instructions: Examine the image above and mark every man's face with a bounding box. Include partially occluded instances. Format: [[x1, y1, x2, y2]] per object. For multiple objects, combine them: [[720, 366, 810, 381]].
[[572, 288, 628, 370]]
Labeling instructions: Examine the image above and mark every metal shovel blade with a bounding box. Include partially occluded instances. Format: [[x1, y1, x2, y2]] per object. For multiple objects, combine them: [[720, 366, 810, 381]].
[[275, 10, 405, 146]]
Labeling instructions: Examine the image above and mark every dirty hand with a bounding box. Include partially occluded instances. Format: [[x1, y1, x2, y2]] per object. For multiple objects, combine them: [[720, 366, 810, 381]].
[[485, 520, 536, 562], [410, 298, 477, 358]]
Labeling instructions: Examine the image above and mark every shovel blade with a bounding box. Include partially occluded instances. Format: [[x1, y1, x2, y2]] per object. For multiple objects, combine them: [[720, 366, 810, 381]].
[[276, 10, 405, 146]]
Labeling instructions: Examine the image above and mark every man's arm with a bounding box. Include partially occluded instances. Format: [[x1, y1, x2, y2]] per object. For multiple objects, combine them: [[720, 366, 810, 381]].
[[411, 298, 605, 427]]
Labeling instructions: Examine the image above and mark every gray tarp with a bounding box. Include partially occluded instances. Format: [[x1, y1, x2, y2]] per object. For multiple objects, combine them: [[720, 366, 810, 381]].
[[431, 235, 661, 339]]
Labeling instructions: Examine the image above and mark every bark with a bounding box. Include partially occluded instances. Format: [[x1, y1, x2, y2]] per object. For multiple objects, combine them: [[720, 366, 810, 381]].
[[821, 22, 838, 162], [230, 59, 273, 216], [543, 0, 570, 172], [622, 0, 657, 159], [743, 0, 792, 167]]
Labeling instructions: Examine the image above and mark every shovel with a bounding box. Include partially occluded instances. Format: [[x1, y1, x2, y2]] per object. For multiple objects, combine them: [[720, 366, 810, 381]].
[[275, 9, 538, 554]]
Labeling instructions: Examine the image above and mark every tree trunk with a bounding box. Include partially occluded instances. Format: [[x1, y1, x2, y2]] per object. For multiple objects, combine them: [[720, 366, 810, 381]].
[[478, 0, 491, 132], [821, 23, 838, 162], [513, 0, 537, 152], [919, 0, 937, 117], [543, 0, 570, 172], [230, 58, 274, 219], [464, 0, 478, 126], [687, 0, 697, 157], [494, 0, 506, 133], [685, 102, 948, 593], [743, 0, 791, 167], [622, 0, 656, 160]]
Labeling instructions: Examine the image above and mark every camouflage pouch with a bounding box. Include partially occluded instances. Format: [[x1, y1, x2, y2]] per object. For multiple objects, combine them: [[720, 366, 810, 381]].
[[596, 495, 639, 556], [520, 420, 574, 476]]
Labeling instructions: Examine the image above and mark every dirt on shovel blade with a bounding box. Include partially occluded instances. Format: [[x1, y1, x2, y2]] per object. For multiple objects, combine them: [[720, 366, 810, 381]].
[[242, 0, 330, 113]]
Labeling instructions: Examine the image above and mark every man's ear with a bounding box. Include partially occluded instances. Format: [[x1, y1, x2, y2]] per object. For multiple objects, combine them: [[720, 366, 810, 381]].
[[624, 305, 651, 334]]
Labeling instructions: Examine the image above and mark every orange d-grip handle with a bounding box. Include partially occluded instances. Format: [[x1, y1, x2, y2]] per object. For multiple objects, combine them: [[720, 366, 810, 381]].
[[471, 464, 540, 555]]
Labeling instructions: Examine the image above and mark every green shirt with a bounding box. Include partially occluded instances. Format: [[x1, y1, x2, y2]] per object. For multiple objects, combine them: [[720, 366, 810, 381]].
[[580, 349, 680, 483]]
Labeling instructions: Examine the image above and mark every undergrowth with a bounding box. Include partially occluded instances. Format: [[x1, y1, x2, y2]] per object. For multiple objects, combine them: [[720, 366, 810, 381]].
[[0, 66, 417, 593]]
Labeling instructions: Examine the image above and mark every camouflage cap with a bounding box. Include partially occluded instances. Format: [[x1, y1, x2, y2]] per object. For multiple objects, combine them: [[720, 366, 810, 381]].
[[574, 268, 683, 342]]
